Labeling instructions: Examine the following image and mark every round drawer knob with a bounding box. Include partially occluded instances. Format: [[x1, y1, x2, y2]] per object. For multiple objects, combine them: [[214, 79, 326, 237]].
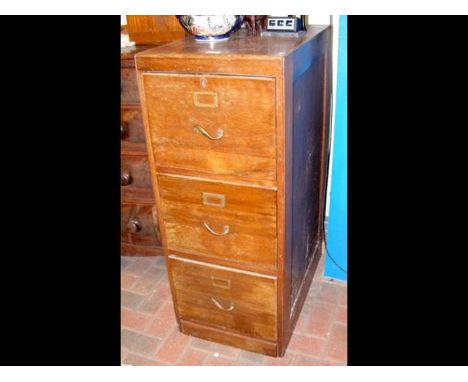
[[121, 171, 132, 186], [121, 122, 129, 139], [127, 219, 141, 233]]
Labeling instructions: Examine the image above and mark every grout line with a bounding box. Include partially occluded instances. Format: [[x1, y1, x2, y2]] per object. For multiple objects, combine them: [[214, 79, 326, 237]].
[[174, 336, 194, 366], [321, 298, 341, 361], [154, 326, 186, 365]]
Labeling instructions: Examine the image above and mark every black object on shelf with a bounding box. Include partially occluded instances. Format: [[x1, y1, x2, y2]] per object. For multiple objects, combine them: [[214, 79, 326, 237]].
[[266, 16, 304, 32]]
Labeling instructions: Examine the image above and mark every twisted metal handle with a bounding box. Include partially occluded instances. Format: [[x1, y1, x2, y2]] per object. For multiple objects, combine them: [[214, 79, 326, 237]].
[[203, 221, 230, 236], [193, 124, 224, 140], [211, 297, 235, 312]]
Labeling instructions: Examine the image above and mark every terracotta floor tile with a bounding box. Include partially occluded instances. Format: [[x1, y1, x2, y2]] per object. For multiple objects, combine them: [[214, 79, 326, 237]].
[[327, 323, 347, 363], [131, 267, 165, 295], [121, 273, 138, 290], [316, 282, 342, 305], [121, 329, 161, 357], [138, 289, 166, 315], [237, 350, 266, 365], [125, 259, 154, 277], [335, 306, 347, 324], [287, 333, 325, 358], [121, 308, 151, 332], [176, 349, 208, 366], [146, 317, 177, 339], [121, 290, 145, 310], [190, 337, 241, 360], [293, 355, 330, 366], [339, 288, 348, 307], [121, 257, 134, 271], [124, 352, 167, 366], [154, 327, 191, 364], [263, 353, 295, 366], [303, 302, 336, 338], [204, 356, 244, 366]]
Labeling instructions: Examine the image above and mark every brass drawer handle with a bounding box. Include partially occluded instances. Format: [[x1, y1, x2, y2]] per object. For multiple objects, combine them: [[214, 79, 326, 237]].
[[204, 221, 230, 236], [211, 297, 235, 312], [193, 124, 224, 140]]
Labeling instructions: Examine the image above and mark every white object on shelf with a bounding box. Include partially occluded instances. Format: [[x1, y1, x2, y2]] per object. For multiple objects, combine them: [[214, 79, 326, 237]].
[[121, 33, 135, 48]]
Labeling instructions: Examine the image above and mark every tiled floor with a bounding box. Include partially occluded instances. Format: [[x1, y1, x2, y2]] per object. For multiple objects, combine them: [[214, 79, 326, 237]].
[[121, 253, 347, 366]]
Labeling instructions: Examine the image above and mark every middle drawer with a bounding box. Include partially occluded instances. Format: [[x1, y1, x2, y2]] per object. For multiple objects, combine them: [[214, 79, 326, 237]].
[[158, 174, 277, 270]]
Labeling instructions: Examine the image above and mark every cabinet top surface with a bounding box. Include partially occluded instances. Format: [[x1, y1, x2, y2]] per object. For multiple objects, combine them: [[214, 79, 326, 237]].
[[121, 44, 163, 60], [135, 25, 329, 60]]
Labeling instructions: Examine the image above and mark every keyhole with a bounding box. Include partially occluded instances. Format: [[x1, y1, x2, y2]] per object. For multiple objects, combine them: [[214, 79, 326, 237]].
[[201, 78, 208, 88]]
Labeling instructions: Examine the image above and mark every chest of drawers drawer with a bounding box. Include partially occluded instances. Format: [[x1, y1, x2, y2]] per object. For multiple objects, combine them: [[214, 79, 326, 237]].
[[142, 73, 277, 187], [121, 106, 146, 151], [121, 46, 166, 258], [121, 203, 160, 247], [169, 255, 277, 341], [121, 67, 140, 104], [121, 154, 154, 202], [158, 174, 277, 271]]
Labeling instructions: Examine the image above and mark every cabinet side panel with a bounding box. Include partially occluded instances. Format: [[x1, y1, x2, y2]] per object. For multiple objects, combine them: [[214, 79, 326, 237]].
[[290, 54, 325, 302], [280, 27, 331, 356]]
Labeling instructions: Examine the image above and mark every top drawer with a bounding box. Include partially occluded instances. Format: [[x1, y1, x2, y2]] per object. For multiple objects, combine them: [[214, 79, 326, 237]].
[[142, 73, 276, 187]]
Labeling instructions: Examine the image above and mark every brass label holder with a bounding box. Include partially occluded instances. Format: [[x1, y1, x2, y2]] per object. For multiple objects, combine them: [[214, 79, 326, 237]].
[[194, 91, 218, 108], [211, 276, 231, 290], [202, 192, 225, 208]]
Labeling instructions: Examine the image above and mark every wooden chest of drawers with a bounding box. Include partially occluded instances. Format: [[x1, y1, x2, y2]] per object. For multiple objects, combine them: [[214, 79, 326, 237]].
[[121, 46, 163, 257], [136, 26, 332, 356]]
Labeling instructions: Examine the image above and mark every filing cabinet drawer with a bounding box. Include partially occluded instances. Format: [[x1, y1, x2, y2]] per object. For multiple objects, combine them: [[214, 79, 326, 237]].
[[142, 73, 276, 186], [169, 255, 277, 341], [158, 174, 277, 269], [121, 155, 154, 202]]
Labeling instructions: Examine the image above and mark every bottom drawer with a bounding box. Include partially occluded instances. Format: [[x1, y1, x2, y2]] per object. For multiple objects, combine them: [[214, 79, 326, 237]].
[[180, 319, 277, 357], [169, 255, 277, 341], [121, 203, 161, 247]]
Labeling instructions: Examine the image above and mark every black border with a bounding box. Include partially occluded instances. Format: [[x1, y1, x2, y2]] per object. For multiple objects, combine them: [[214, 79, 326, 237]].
[[0, 16, 121, 366]]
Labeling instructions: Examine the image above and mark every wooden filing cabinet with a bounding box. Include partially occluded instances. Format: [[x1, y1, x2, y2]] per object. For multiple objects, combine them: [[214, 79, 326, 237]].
[[135, 26, 332, 356]]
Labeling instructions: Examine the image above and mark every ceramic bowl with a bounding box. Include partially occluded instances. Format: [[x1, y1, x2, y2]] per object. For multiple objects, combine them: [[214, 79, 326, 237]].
[[176, 15, 245, 41]]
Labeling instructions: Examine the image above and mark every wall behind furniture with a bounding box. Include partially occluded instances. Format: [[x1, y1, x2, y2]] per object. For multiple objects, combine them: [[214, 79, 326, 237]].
[[324, 15, 347, 281]]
